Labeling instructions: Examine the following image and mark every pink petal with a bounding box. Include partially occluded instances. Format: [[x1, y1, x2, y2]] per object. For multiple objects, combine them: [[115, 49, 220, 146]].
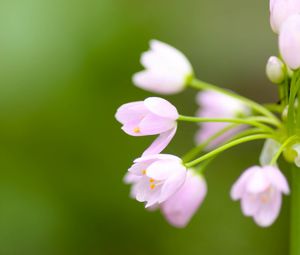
[[161, 171, 207, 228], [230, 166, 258, 200], [115, 101, 147, 124], [279, 14, 300, 69], [139, 114, 176, 135], [146, 158, 184, 181], [253, 191, 282, 227], [144, 97, 179, 119], [246, 168, 270, 194], [142, 126, 177, 156], [159, 168, 186, 203], [134, 154, 180, 164], [241, 193, 260, 216], [264, 166, 290, 194]]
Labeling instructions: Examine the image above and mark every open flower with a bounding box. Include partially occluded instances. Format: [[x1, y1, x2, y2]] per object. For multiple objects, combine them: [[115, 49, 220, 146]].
[[161, 169, 207, 228], [231, 165, 290, 227], [279, 14, 300, 69], [195, 91, 250, 150], [270, 0, 300, 33], [133, 40, 193, 94], [128, 154, 187, 208], [115, 97, 178, 155]]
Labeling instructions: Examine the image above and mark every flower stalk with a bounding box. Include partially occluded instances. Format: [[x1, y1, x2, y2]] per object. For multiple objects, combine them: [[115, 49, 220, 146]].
[[290, 164, 300, 255]]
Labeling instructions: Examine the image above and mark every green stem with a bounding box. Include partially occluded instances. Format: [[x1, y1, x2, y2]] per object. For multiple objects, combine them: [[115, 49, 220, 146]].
[[270, 136, 299, 165], [189, 78, 281, 125], [185, 134, 272, 168], [290, 164, 300, 255], [182, 124, 239, 162], [178, 115, 275, 132]]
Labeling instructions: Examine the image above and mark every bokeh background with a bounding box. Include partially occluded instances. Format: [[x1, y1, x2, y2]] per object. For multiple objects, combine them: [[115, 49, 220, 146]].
[[0, 0, 290, 254]]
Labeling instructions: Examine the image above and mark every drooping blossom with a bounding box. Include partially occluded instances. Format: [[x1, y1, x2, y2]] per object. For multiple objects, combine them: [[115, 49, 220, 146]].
[[270, 0, 300, 33], [231, 165, 290, 227], [259, 138, 281, 166], [115, 97, 178, 155], [266, 56, 285, 84], [279, 14, 300, 69], [133, 40, 193, 94], [127, 154, 187, 208], [195, 91, 250, 150], [161, 169, 207, 228]]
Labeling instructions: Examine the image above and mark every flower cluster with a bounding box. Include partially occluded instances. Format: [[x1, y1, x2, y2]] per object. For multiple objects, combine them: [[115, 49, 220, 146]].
[[115, 1, 300, 229]]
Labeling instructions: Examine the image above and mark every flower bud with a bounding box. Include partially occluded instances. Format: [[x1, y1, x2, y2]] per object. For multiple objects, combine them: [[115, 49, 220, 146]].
[[266, 56, 285, 84], [279, 14, 300, 69]]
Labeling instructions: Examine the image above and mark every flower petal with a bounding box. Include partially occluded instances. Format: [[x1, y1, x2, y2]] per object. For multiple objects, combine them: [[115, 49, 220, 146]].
[[115, 101, 147, 124], [142, 126, 177, 156], [246, 168, 270, 194], [253, 191, 282, 227], [264, 166, 290, 194], [159, 168, 186, 203], [139, 114, 176, 135], [133, 70, 185, 95], [146, 158, 184, 181], [144, 97, 179, 119]]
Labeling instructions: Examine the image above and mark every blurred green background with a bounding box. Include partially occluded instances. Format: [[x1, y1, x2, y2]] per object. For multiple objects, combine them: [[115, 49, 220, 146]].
[[0, 0, 290, 254]]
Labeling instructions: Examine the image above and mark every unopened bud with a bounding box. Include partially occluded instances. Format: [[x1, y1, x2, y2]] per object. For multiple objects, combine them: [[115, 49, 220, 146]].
[[266, 56, 285, 84]]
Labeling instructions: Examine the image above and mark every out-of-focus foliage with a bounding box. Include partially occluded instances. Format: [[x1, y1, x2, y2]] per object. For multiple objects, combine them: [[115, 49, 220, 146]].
[[0, 0, 288, 254]]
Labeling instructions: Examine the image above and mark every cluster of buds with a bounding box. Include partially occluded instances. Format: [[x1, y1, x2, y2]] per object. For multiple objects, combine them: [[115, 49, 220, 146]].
[[115, 1, 300, 228]]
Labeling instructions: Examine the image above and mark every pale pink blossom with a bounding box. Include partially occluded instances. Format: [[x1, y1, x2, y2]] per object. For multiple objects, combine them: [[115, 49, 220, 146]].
[[133, 40, 193, 94], [270, 0, 300, 33], [279, 14, 300, 69], [161, 169, 207, 228], [115, 97, 178, 155], [195, 91, 250, 150], [128, 154, 187, 208], [231, 165, 289, 227]]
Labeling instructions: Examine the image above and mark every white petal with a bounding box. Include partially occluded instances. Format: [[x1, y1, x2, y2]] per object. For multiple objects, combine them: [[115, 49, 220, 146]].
[[133, 70, 186, 95]]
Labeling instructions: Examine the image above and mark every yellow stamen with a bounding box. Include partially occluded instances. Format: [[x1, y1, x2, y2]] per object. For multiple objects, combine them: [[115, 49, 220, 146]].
[[133, 127, 140, 133], [142, 169, 147, 175], [150, 184, 156, 190], [149, 178, 155, 183]]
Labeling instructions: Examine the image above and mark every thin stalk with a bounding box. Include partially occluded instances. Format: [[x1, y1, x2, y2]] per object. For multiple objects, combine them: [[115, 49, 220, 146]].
[[189, 79, 281, 125], [290, 164, 300, 255], [182, 124, 238, 163], [178, 115, 275, 133], [185, 134, 272, 168]]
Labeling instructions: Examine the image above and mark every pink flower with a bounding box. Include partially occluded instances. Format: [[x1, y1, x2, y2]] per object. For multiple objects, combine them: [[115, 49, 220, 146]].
[[115, 97, 178, 155], [161, 169, 207, 228], [270, 0, 300, 33], [128, 154, 187, 208], [231, 165, 290, 227], [195, 91, 250, 150], [133, 40, 193, 95], [279, 14, 300, 69]]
